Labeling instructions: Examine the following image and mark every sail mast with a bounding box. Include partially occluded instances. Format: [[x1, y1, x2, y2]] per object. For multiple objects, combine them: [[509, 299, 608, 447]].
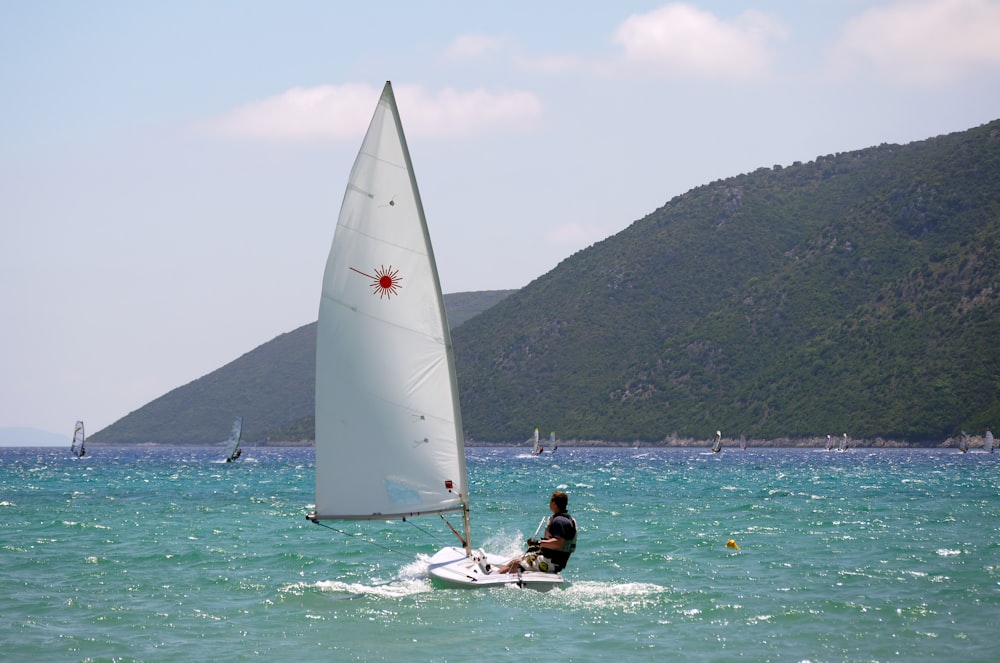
[[387, 80, 470, 543]]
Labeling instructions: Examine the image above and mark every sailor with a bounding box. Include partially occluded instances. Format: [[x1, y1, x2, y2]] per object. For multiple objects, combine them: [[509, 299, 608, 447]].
[[497, 491, 577, 574]]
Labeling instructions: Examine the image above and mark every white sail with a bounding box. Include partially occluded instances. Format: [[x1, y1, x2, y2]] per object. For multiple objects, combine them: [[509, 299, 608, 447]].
[[986, 430, 994, 453], [712, 430, 722, 453], [225, 416, 243, 462], [839, 433, 848, 451], [740, 434, 747, 450], [531, 428, 541, 455], [959, 431, 968, 453], [310, 82, 563, 591], [312, 81, 467, 524], [71, 420, 85, 457]]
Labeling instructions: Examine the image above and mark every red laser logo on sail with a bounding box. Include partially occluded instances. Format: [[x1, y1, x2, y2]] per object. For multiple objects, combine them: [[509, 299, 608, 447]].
[[350, 265, 402, 299]]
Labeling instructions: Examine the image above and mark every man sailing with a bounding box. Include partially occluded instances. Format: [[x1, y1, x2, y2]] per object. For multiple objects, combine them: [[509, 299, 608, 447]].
[[497, 490, 577, 574]]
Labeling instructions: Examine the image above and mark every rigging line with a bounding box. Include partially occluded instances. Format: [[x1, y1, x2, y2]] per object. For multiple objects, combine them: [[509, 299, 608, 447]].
[[403, 516, 445, 544], [310, 520, 409, 558], [439, 514, 467, 547]]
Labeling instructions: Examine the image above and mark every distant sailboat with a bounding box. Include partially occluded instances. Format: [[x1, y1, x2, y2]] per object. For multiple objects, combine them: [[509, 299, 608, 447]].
[[838, 433, 849, 452], [712, 430, 722, 453], [525, 428, 559, 455], [71, 420, 85, 458], [530, 427, 543, 455], [740, 434, 747, 451], [959, 431, 969, 453], [825, 435, 834, 451], [985, 430, 994, 453], [307, 82, 564, 591], [224, 416, 243, 462]]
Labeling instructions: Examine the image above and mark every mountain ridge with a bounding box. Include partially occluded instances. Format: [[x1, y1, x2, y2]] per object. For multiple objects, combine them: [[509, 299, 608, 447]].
[[90, 290, 514, 444], [92, 119, 1000, 445]]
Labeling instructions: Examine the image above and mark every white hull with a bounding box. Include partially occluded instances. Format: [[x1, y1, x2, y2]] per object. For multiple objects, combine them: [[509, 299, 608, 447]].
[[427, 546, 565, 591]]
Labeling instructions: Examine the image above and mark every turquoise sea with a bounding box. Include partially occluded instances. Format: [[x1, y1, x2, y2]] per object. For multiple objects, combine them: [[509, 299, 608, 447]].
[[2, 445, 998, 662]]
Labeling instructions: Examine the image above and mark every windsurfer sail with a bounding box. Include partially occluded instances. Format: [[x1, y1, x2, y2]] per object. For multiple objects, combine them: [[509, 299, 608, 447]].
[[224, 416, 243, 462], [71, 421, 85, 458], [531, 428, 542, 455]]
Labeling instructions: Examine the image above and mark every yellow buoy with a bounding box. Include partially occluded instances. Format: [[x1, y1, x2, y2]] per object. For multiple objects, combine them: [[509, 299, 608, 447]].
[[726, 539, 740, 549]]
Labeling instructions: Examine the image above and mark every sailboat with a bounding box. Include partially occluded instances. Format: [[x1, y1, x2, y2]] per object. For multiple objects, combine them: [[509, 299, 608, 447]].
[[224, 416, 243, 462], [959, 431, 969, 453], [307, 82, 564, 591], [530, 427, 543, 455], [825, 435, 834, 451], [528, 428, 558, 455], [838, 433, 849, 451], [739, 434, 747, 451], [71, 420, 85, 458], [712, 430, 722, 453], [985, 430, 994, 453]]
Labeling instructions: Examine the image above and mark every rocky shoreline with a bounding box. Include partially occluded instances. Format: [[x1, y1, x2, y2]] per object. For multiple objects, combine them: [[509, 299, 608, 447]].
[[83, 435, 982, 449]]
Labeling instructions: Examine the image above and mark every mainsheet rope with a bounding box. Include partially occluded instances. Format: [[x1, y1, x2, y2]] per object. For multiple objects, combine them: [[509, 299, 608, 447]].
[[310, 517, 446, 557]]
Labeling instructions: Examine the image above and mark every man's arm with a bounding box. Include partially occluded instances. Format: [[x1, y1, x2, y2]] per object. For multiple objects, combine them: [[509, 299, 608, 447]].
[[539, 536, 565, 551]]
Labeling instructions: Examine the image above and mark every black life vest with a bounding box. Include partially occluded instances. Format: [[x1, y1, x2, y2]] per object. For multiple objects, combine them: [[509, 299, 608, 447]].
[[550, 512, 577, 553]]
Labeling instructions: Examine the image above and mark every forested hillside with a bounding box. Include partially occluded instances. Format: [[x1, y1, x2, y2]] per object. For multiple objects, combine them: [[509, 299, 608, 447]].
[[454, 120, 1000, 442], [90, 291, 513, 444], [92, 120, 1000, 444]]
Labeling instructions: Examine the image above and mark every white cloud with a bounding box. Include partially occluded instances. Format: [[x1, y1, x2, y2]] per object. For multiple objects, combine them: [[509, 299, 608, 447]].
[[199, 83, 544, 141], [514, 53, 586, 75], [197, 84, 377, 142], [445, 34, 506, 59], [830, 0, 1000, 85], [611, 3, 787, 81], [447, 32, 585, 76], [396, 85, 544, 137]]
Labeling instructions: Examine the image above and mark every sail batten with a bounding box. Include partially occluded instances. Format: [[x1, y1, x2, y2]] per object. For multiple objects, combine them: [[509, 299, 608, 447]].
[[313, 81, 467, 524]]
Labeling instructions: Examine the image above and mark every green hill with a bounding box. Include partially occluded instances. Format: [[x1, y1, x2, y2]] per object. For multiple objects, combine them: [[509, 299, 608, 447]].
[[454, 120, 1000, 442], [90, 291, 514, 444], [92, 120, 1000, 444]]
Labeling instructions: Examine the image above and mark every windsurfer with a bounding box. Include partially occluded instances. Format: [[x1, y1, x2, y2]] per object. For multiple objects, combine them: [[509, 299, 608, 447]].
[[497, 491, 577, 574]]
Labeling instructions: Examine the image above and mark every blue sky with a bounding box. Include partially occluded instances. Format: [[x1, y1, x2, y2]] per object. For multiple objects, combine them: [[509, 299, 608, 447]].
[[3, 1, 999, 438]]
